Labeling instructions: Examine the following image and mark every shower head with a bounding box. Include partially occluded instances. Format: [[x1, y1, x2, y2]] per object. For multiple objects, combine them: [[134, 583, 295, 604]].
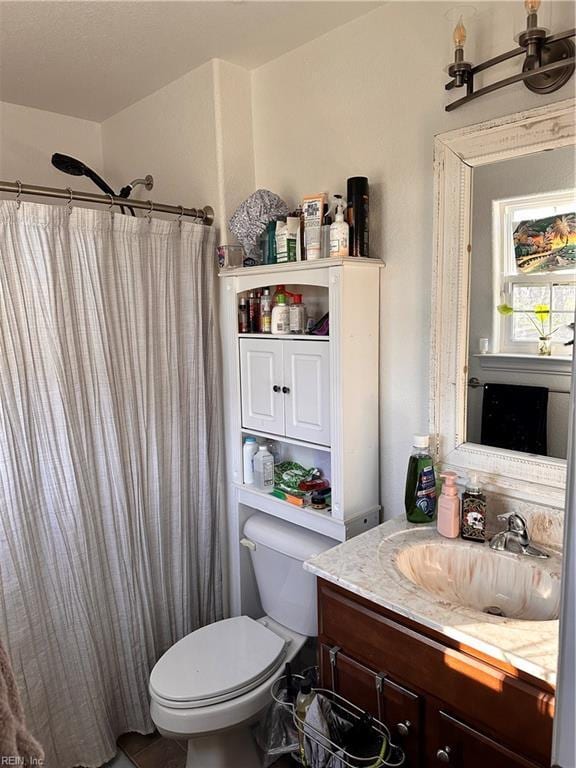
[[51, 153, 85, 176], [51, 153, 116, 197]]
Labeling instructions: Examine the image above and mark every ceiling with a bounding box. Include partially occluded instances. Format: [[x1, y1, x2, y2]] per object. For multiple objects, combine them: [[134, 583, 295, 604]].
[[0, 1, 383, 122]]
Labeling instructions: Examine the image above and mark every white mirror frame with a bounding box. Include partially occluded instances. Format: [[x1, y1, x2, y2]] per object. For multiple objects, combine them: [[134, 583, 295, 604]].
[[431, 98, 576, 509]]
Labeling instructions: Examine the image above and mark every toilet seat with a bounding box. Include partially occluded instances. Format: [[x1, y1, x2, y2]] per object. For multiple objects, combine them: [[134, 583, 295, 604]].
[[149, 616, 287, 709]]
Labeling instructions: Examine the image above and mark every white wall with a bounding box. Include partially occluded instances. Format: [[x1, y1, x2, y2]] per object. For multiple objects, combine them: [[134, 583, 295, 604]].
[[102, 61, 220, 225], [102, 59, 254, 234], [251, 1, 576, 518], [0, 101, 102, 190]]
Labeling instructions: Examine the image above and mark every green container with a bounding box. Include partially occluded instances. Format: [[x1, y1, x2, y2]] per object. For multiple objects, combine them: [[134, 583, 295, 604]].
[[404, 435, 437, 524]]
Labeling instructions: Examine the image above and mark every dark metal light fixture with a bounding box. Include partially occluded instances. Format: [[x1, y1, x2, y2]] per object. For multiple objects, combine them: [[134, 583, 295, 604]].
[[445, 1, 575, 111]]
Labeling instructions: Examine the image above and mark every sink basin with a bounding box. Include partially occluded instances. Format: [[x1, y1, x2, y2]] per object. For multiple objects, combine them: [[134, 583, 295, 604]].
[[395, 542, 560, 621]]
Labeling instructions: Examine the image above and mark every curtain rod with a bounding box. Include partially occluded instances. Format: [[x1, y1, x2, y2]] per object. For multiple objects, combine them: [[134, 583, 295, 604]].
[[468, 377, 570, 395], [0, 179, 214, 226]]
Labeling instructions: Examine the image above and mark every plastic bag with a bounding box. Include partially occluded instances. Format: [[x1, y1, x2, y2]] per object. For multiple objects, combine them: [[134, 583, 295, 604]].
[[254, 686, 299, 767]]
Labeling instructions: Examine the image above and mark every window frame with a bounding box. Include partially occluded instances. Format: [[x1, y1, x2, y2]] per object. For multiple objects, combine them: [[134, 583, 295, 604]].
[[491, 189, 576, 357]]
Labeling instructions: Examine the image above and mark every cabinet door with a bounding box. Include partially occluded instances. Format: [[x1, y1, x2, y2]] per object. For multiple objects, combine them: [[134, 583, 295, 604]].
[[283, 340, 330, 445], [433, 710, 544, 768], [380, 677, 422, 768], [239, 339, 284, 435], [320, 645, 423, 768]]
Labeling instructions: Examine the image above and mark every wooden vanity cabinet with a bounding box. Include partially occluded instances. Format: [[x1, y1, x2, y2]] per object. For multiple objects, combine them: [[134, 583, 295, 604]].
[[317, 579, 554, 768]]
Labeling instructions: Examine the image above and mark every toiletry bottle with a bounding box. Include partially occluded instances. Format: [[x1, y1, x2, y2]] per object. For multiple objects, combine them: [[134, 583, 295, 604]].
[[330, 195, 349, 258], [275, 219, 288, 263], [404, 435, 437, 524], [248, 291, 259, 333], [253, 445, 275, 492], [238, 297, 248, 333], [289, 294, 306, 334], [286, 216, 300, 262], [347, 176, 369, 258], [260, 288, 272, 334], [296, 678, 316, 764], [267, 220, 277, 264], [461, 474, 487, 542], [437, 471, 460, 538], [271, 293, 290, 334], [242, 437, 258, 485]]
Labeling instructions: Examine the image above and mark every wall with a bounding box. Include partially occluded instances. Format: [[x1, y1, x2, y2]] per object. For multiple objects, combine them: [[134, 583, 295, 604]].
[[0, 101, 102, 190], [468, 147, 574, 458], [251, 1, 576, 518], [102, 61, 220, 225], [102, 59, 254, 234]]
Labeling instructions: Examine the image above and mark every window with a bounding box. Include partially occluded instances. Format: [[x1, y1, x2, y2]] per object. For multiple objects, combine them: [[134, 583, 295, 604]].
[[493, 190, 576, 356]]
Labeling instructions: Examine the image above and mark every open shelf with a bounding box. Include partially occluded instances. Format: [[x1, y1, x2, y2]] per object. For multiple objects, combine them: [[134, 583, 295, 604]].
[[240, 427, 331, 452], [238, 333, 328, 340], [219, 256, 385, 278]]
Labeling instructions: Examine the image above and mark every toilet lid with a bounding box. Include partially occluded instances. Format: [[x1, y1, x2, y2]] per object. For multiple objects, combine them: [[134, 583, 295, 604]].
[[149, 616, 287, 708]]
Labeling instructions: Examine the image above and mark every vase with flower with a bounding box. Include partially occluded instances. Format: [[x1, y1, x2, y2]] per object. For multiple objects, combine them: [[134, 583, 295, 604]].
[[497, 303, 563, 356]]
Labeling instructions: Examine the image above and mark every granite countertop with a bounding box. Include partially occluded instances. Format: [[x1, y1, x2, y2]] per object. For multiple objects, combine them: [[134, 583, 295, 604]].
[[304, 516, 560, 686]]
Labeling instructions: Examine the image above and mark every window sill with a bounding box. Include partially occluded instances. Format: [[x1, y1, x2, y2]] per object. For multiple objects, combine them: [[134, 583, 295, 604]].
[[473, 353, 573, 375]]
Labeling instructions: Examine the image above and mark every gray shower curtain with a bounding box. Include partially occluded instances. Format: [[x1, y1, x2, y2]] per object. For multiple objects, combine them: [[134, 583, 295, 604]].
[[0, 201, 225, 767]]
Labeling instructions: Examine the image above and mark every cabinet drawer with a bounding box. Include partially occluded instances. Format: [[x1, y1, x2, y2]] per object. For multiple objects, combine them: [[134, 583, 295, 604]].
[[319, 645, 423, 767], [318, 580, 553, 765], [433, 710, 544, 768]]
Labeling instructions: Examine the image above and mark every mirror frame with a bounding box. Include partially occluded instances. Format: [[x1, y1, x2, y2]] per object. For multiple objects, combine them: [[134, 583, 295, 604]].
[[431, 98, 576, 509]]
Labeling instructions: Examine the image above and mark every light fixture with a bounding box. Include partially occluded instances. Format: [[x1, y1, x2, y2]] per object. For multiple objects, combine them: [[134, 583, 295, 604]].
[[445, 0, 575, 111]]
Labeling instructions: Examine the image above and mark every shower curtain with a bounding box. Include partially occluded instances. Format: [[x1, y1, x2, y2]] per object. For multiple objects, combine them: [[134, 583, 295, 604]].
[[0, 201, 225, 767]]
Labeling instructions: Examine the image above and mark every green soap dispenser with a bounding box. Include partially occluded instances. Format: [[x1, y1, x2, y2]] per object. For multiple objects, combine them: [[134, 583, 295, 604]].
[[404, 435, 437, 524]]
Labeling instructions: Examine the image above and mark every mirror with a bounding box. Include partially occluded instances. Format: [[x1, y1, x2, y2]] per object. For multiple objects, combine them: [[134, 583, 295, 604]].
[[467, 146, 575, 460], [431, 99, 575, 505]]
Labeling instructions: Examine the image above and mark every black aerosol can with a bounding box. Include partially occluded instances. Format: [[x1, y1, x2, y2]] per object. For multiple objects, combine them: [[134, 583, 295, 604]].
[[347, 176, 369, 258]]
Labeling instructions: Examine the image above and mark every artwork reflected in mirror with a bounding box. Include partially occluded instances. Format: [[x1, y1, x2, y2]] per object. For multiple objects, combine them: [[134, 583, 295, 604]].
[[466, 146, 575, 460]]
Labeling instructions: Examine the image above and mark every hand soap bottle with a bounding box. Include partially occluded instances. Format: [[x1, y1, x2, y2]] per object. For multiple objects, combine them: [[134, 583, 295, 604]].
[[437, 471, 460, 538], [461, 474, 487, 542]]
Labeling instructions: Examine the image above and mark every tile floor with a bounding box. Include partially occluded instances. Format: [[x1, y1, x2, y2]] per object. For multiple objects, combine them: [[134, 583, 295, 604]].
[[107, 731, 294, 768]]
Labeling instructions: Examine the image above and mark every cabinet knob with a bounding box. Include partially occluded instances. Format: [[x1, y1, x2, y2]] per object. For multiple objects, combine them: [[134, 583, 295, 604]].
[[273, 385, 281, 392], [436, 747, 452, 763], [282, 386, 290, 394], [396, 720, 411, 737]]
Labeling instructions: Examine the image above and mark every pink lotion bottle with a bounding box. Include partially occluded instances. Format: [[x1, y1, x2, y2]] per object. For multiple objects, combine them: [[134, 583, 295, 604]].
[[437, 471, 460, 539]]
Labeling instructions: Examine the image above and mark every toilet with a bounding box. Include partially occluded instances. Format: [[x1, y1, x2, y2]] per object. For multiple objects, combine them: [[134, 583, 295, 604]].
[[149, 513, 335, 768]]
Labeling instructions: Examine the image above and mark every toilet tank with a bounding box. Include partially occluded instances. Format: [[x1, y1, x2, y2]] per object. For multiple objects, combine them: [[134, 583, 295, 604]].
[[243, 514, 336, 636]]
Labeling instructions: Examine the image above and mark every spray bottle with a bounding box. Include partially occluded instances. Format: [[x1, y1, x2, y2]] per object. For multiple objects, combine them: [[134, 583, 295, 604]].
[[329, 195, 349, 258]]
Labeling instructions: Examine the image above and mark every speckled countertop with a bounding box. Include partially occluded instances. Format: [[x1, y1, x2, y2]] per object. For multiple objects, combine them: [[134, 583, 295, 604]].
[[304, 516, 560, 686]]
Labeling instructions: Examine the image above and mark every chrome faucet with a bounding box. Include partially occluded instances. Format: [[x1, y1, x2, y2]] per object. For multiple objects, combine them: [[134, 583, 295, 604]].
[[489, 513, 549, 559]]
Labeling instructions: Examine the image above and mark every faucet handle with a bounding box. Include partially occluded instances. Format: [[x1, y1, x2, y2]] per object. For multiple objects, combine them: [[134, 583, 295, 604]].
[[502, 513, 528, 534]]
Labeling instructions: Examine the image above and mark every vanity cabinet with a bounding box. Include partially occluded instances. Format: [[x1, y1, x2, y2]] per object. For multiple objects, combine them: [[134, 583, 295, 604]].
[[240, 337, 331, 445], [317, 579, 554, 768]]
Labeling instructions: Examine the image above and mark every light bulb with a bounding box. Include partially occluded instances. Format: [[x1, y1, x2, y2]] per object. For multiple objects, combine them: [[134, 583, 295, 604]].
[[453, 16, 467, 48], [524, 0, 541, 13]]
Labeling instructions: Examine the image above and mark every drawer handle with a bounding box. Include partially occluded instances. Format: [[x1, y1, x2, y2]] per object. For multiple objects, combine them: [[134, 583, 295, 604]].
[[396, 720, 411, 737], [282, 386, 290, 394], [436, 747, 452, 763], [273, 385, 281, 392]]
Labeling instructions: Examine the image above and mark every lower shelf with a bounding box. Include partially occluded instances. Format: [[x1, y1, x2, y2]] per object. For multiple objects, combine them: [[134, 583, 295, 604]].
[[235, 483, 379, 541]]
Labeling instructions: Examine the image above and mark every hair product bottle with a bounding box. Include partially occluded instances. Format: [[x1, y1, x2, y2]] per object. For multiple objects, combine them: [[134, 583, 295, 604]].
[[347, 176, 369, 258]]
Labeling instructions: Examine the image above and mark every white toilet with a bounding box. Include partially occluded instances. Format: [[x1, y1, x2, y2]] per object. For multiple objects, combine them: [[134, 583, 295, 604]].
[[149, 513, 335, 768]]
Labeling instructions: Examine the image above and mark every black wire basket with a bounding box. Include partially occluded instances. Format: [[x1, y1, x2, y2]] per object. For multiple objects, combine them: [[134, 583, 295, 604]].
[[270, 672, 405, 768]]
